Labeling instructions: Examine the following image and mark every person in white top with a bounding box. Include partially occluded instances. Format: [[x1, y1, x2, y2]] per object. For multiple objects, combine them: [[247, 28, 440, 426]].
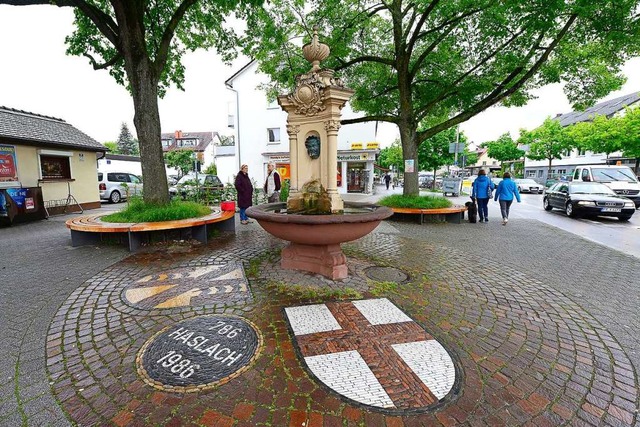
[[263, 162, 282, 203]]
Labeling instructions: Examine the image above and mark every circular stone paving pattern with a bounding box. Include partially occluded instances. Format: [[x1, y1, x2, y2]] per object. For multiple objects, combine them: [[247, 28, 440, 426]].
[[137, 315, 262, 392]]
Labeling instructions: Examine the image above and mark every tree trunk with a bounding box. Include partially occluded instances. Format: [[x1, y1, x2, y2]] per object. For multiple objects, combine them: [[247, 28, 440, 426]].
[[547, 158, 553, 180], [398, 125, 419, 196], [634, 158, 639, 176], [115, 1, 169, 205]]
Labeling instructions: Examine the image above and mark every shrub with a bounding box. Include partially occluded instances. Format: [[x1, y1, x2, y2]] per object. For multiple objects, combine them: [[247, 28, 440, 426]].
[[102, 198, 211, 223], [377, 194, 453, 209]]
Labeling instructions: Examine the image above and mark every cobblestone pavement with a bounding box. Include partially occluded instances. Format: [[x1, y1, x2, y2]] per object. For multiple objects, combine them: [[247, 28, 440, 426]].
[[23, 218, 638, 426], [0, 214, 128, 427]]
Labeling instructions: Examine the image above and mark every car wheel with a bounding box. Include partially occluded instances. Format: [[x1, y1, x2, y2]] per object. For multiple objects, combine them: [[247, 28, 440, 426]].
[[565, 202, 576, 217], [618, 215, 632, 222], [517, 186, 522, 192], [538, 190, 544, 194], [109, 190, 121, 204], [543, 197, 553, 211]]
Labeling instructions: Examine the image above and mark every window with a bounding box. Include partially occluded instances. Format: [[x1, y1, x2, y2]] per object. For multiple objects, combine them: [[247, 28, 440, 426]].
[[179, 139, 197, 147], [482, 161, 487, 165], [563, 149, 572, 157], [558, 169, 567, 175], [527, 170, 537, 178], [578, 147, 586, 156], [267, 128, 280, 143], [107, 173, 130, 183], [40, 155, 71, 180], [538, 170, 544, 178], [129, 174, 141, 184]]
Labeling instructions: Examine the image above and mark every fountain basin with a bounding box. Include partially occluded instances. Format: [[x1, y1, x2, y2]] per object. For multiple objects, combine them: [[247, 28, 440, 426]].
[[246, 202, 393, 279]]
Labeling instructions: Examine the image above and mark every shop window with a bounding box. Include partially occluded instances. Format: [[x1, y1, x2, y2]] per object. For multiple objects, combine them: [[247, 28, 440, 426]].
[[268, 128, 280, 143], [40, 155, 71, 180]]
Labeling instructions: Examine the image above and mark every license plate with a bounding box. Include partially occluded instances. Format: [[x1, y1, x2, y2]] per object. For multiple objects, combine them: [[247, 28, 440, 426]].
[[601, 208, 621, 212]]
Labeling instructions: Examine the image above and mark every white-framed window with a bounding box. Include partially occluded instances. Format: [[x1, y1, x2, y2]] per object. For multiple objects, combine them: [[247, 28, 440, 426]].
[[558, 168, 567, 175], [538, 170, 544, 178], [482, 161, 487, 165], [578, 147, 586, 156], [38, 150, 73, 180], [179, 139, 197, 147], [527, 170, 537, 178], [161, 139, 172, 147], [267, 128, 281, 143]]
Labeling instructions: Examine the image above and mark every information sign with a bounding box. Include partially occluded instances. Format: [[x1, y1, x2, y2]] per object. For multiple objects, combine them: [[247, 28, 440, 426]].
[[0, 145, 18, 183]]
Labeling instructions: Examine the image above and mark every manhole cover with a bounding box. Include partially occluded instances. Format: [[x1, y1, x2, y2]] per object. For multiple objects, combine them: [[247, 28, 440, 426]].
[[364, 266, 408, 283], [137, 315, 262, 392]]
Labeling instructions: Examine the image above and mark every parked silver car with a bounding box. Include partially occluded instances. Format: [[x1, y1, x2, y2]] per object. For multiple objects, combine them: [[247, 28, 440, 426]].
[[98, 172, 143, 203], [515, 178, 543, 194]]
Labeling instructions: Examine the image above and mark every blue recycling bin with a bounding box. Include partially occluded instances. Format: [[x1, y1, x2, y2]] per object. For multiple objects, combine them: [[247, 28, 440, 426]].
[[0, 187, 47, 226]]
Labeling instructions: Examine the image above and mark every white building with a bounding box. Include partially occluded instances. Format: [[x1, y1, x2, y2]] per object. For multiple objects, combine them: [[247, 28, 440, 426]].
[[524, 92, 640, 181], [98, 153, 142, 175], [225, 61, 381, 194]]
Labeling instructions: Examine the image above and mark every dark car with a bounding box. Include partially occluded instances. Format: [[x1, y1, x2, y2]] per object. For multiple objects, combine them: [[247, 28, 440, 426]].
[[543, 181, 636, 221]]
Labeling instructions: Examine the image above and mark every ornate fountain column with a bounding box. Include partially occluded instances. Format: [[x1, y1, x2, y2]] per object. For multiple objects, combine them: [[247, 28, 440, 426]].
[[278, 26, 353, 214]]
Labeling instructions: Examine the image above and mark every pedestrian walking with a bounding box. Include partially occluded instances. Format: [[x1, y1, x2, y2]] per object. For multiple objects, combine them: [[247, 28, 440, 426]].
[[384, 172, 391, 190], [234, 164, 253, 225], [494, 172, 521, 225], [263, 162, 281, 203], [471, 169, 495, 222]]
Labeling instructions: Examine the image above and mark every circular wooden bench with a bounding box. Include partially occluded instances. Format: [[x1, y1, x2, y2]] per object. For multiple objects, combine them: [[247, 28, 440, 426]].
[[66, 209, 235, 251], [390, 206, 468, 224]]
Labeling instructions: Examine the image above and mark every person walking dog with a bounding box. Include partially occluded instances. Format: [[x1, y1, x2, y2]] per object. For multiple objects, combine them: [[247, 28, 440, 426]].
[[263, 162, 281, 203], [234, 164, 253, 225], [471, 169, 495, 222], [494, 172, 521, 225]]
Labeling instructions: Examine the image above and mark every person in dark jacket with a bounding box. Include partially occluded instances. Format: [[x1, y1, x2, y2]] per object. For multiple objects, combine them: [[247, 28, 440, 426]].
[[471, 169, 495, 222], [494, 172, 521, 225], [234, 164, 253, 224]]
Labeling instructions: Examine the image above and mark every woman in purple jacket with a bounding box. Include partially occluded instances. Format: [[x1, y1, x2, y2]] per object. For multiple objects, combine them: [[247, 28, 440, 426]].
[[234, 164, 254, 224]]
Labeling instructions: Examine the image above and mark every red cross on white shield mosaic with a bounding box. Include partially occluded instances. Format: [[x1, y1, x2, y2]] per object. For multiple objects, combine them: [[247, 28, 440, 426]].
[[285, 298, 457, 411]]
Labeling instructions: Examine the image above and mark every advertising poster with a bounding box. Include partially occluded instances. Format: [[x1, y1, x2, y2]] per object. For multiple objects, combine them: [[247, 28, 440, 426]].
[[0, 145, 19, 183], [405, 159, 415, 173], [6, 188, 27, 208], [0, 192, 7, 217]]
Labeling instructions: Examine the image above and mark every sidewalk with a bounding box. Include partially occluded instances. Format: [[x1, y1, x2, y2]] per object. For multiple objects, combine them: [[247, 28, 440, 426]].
[[1, 205, 638, 426]]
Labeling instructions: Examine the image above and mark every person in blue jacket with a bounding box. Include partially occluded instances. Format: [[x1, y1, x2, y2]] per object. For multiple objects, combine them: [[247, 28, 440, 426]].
[[471, 169, 495, 222], [494, 172, 521, 225]]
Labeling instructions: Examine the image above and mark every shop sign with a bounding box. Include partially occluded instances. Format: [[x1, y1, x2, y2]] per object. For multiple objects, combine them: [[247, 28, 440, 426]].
[[350, 142, 363, 150], [366, 142, 380, 149], [276, 163, 290, 180], [0, 145, 19, 183], [350, 142, 379, 150], [338, 154, 371, 161]]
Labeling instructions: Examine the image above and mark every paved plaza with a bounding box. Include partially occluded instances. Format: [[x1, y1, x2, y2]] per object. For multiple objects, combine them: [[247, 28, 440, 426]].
[[1, 202, 639, 426]]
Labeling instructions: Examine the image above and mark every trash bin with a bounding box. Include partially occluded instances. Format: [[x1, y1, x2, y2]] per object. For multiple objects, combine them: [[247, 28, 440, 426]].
[[441, 178, 462, 197], [0, 187, 47, 226]]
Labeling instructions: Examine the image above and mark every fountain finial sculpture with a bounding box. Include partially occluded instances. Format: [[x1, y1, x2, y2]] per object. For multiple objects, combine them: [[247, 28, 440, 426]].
[[246, 28, 393, 280], [302, 26, 330, 71]]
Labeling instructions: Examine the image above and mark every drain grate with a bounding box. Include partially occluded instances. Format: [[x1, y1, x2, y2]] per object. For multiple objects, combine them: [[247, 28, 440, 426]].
[[364, 266, 409, 283]]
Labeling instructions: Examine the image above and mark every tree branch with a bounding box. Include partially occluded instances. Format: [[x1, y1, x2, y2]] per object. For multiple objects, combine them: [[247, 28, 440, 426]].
[[4, 0, 121, 48], [342, 115, 398, 125], [405, 0, 440, 54], [335, 55, 396, 71], [416, 14, 578, 144], [82, 52, 122, 70], [154, 0, 198, 74]]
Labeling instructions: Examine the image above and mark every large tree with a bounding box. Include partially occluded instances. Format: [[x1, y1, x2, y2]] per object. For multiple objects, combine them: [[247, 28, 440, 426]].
[[484, 133, 525, 170], [5, 0, 259, 204], [518, 118, 572, 178], [244, 0, 640, 196]]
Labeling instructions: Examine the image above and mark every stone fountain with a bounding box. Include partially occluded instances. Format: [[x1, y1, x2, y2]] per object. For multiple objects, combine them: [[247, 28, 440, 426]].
[[247, 27, 392, 280]]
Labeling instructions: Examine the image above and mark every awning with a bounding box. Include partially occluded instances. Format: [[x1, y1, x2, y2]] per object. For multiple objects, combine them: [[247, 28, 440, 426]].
[[373, 163, 390, 172]]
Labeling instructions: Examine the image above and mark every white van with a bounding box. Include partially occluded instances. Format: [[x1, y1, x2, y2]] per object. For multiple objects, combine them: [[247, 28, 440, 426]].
[[572, 165, 640, 208]]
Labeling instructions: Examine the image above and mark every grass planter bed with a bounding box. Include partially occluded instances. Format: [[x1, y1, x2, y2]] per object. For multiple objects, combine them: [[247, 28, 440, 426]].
[[377, 195, 466, 224]]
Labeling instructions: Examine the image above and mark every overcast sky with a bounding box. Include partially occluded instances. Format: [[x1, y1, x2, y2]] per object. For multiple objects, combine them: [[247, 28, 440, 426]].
[[1, 5, 639, 148]]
